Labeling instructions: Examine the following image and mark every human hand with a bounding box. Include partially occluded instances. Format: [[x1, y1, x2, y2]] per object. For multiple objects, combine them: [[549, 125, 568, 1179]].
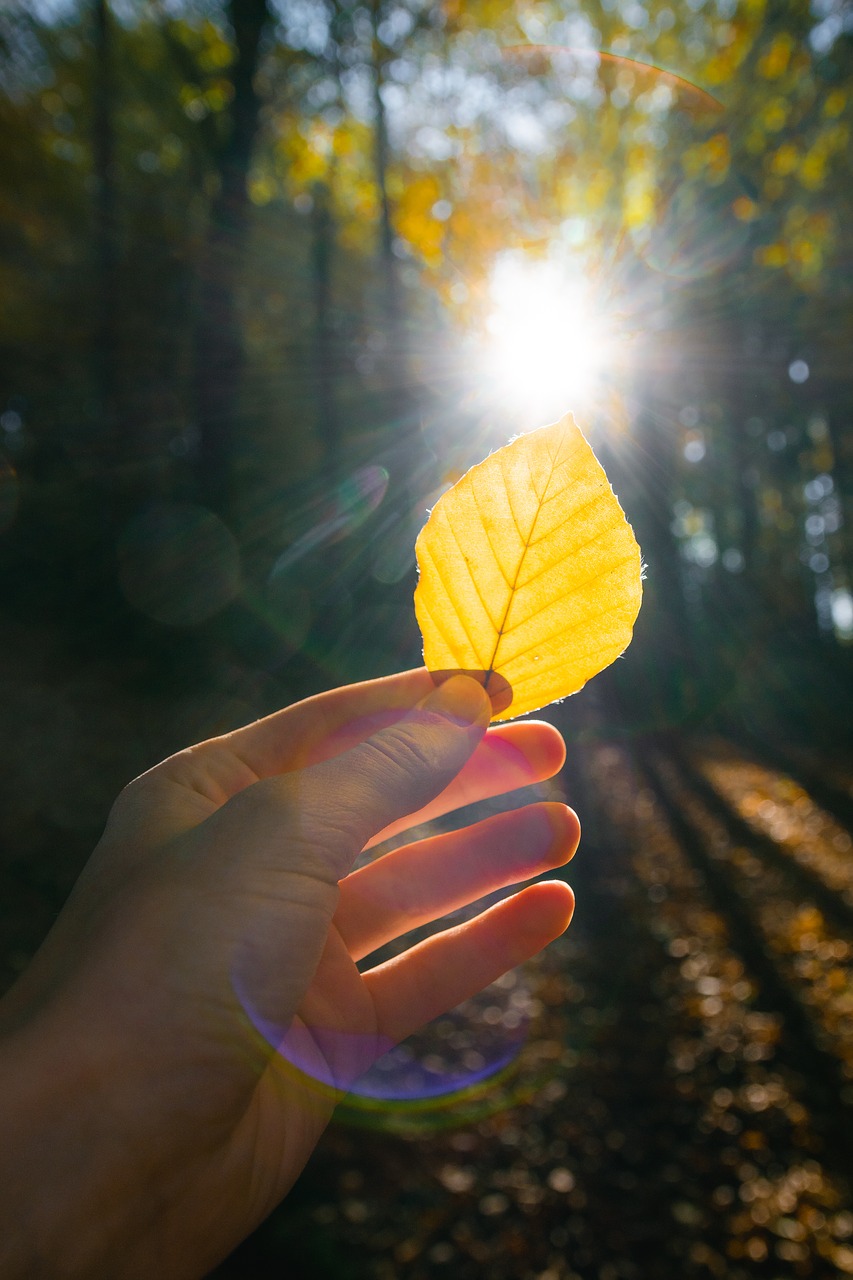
[[0, 670, 578, 1278]]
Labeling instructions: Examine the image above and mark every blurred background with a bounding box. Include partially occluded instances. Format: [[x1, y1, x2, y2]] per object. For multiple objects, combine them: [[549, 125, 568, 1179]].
[[1, 0, 852, 1276]]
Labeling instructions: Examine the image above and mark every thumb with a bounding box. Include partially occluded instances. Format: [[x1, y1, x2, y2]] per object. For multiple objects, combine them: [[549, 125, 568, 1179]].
[[194, 676, 490, 1047], [210, 674, 492, 883], [315, 673, 493, 861]]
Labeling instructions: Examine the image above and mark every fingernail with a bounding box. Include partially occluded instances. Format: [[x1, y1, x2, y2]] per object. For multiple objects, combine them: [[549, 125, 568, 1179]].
[[421, 674, 491, 727], [430, 668, 513, 716], [542, 802, 581, 866]]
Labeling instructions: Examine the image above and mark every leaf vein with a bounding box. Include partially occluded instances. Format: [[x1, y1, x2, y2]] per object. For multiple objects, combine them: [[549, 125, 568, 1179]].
[[470, 479, 514, 590], [417, 581, 482, 669], [488, 443, 561, 672], [515, 542, 636, 607], [525, 443, 545, 504], [526, 486, 609, 549], [439, 514, 505, 634], [502, 599, 638, 687], [502, 558, 635, 655]]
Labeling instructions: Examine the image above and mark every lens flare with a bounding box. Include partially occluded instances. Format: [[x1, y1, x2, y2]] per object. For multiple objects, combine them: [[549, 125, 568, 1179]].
[[234, 960, 537, 1129], [350, 978, 533, 1102], [117, 503, 241, 627], [502, 44, 724, 121], [269, 465, 389, 577], [635, 176, 753, 281]]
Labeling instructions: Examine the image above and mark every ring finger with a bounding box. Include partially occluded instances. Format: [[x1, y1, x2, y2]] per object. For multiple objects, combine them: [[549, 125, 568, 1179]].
[[335, 801, 579, 962]]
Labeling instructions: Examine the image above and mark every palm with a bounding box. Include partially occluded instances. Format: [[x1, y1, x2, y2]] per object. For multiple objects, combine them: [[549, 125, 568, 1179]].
[[221, 924, 378, 1241]]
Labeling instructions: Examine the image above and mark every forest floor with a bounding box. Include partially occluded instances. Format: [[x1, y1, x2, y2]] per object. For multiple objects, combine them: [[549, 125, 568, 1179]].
[[216, 732, 853, 1280], [1, 623, 852, 1279]]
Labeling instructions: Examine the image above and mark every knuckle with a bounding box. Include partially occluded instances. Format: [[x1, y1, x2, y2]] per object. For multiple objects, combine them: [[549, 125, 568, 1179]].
[[355, 726, 436, 781], [222, 774, 358, 876]]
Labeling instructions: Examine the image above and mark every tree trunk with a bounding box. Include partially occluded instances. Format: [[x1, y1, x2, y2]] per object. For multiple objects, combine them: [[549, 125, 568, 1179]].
[[193, 0, 271, 510], [92, 0, 119, 465], [311, 180, 341, 481], [369, 0, 408, 425]]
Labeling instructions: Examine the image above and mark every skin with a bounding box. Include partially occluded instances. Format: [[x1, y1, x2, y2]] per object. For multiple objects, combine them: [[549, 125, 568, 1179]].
[[0, 671, 579, 1278]]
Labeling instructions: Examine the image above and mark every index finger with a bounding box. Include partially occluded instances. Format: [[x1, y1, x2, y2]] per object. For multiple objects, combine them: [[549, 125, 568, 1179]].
[[365, 718, 566, 847]]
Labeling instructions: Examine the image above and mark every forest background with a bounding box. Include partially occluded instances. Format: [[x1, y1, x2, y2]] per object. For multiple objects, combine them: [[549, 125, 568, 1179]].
[[1, 0, 852, 1276]]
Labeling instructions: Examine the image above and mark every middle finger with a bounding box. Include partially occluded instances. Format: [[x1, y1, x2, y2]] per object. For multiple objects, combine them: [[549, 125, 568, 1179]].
[[336, 801, 579, 962]]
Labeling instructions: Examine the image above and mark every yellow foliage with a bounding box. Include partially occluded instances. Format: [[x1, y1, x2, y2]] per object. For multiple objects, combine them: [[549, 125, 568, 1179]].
[[826, 122, 850, 152], [733, 196, 760, 222], [445, 201, 506, 272], [704, 52, 735, 87], [624, 172, 655, 229], [824, 90, 847, 117], [289, 145, 328, 186], [414, 413, 643, 722], [813, 444, 835, 472], [395, 174, 445, 265], [790, 237, 821, 275], [763, 98, 788, 132], [682, 144, 704, 178], [799, 150, 826, 190], [248, 175, 274, 205], [758, 33, 794, 79], [755, 243, 788, 267], [681, 134, 730, 182], [196, 20, 233, 71], [706, 133, 730, 180], [351, 180, 380, 220], [332, 127, 358, 158], [586, 167, 613, 210], [599, 113, 621, 157], [657, 32, 679, 65], [770, 144, 798, 176], [204, 80, 232, 113]]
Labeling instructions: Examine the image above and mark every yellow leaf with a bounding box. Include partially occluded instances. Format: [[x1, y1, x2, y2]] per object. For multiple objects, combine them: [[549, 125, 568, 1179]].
[[414, 413, 643, 721]]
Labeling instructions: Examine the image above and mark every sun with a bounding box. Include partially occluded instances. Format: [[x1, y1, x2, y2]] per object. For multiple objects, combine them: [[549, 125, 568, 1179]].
[[481, 253, 615, 422]]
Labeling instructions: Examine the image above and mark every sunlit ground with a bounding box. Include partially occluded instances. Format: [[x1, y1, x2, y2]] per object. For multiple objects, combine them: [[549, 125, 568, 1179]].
[[237, 737, 853, 1277]]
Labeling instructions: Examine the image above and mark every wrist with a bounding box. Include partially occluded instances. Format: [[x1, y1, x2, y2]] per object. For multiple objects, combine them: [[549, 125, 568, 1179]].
[[0, 999, 166, 1278]]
